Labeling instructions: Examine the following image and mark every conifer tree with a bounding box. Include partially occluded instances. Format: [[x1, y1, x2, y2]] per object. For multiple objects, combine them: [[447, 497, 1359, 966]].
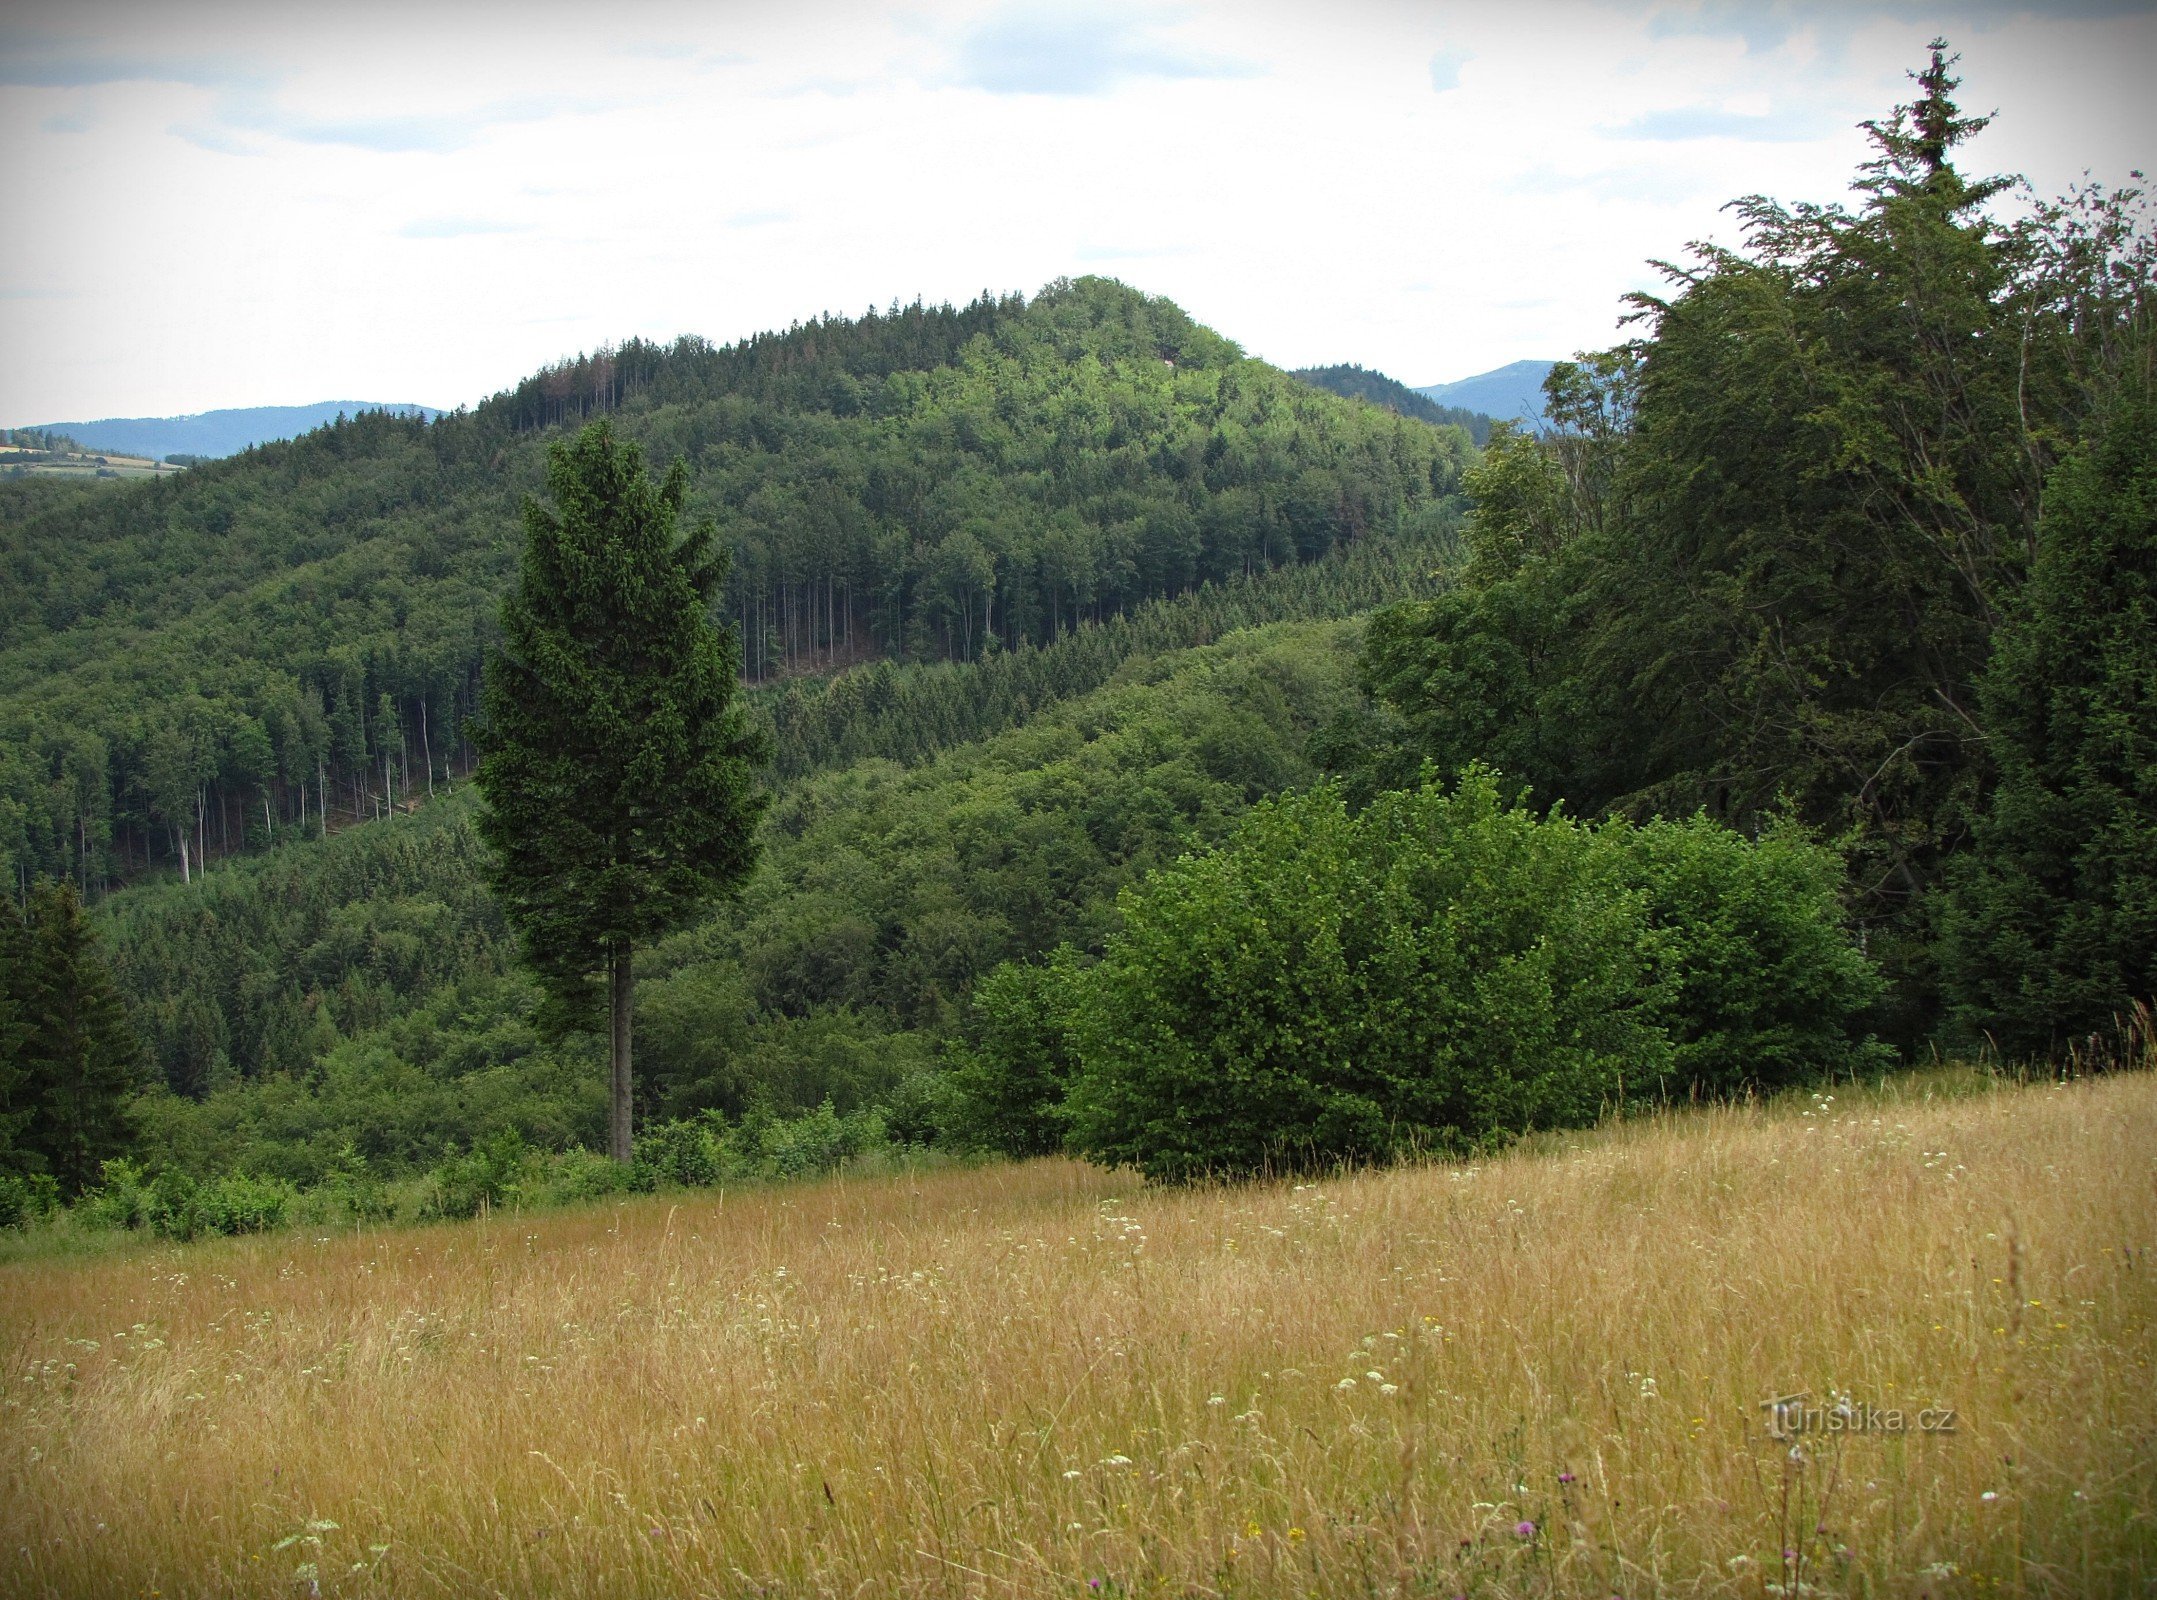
[[0, 895, 36, 1179], [1944, 393, 2157, 1059], [20, 881, 139, 1196], [476, 423, 766, 1162]]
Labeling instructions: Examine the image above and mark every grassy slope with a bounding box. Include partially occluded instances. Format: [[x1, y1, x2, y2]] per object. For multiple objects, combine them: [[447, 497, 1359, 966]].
[[4, 1068, 2151, 1597]]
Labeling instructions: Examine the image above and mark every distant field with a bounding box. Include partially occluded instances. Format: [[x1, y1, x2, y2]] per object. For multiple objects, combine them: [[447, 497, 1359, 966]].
[[4, 1069, 2152, 1598], [0, 443, 181, 480]]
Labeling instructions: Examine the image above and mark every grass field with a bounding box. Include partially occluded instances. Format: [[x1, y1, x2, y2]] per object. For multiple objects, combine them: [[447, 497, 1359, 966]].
[[4, 1069, 2152, 1598]]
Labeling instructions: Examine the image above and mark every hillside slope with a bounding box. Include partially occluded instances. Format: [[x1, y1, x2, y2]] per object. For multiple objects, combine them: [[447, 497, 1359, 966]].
[[1290, 363, 1494, 443], [110, 608, 1436, 1176], [2, 278, 1465, 892]]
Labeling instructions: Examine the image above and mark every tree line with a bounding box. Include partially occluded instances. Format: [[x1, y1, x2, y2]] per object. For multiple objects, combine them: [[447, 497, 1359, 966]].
[[1337, 47, 2154, 1066]]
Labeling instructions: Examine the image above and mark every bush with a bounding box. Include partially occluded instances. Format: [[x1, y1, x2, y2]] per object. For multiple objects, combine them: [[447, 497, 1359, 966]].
[[944, 953, 1086, 1156], [535, 1147, 633, 1205], [881, 1069, 960, 1148], [735, 1101, 882, 1180], [423, 1127, 530, 1220], [148, 1170, 295, 1241], [629, 1115, 726, 1192], [1621, 816, 1891, 1095], [1047, 770, 1889, 1181], [314, 1142, 396, 1225], [79, 1158, 155, 1230], [72, 1159, 295, 1238], [0, 1171, 59, 1229], [1063, 772, 1666, 1181]]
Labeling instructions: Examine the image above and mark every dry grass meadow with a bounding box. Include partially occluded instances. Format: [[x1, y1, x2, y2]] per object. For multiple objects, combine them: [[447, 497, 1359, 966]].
[[4, 1069, 2153, 1599]]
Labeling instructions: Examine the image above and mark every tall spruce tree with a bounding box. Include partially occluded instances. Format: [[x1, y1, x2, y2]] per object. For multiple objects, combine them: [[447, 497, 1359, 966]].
[[476, 422, 766, 1162], [20, 881, 139, 1196], [1943, 393, 2157, 1060], [0, 894, 36, 1180]]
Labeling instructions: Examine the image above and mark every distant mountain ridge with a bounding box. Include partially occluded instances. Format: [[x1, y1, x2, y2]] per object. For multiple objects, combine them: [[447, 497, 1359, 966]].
[[20, 401, 444, 462], [1415, 360, 1557, 427], [1289, 364, 1497, 445]]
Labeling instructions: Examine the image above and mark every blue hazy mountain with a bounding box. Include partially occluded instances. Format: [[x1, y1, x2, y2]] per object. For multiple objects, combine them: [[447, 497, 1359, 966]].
[[1289, 364, 1497, 445], [1414, 360, 1556, 428], [24, 401, 443, 461]]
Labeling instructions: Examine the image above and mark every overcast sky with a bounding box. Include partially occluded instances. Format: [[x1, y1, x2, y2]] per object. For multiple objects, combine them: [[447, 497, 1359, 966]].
[[3, 0, 2151, 424]]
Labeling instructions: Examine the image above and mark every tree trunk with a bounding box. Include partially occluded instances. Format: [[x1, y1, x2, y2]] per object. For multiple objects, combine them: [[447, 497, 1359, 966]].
[[609, 943, 634, 1163]]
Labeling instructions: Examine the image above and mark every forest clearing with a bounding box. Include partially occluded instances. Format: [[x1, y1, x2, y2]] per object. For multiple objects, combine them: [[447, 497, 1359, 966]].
[[5, 1066, 2151, 1599]]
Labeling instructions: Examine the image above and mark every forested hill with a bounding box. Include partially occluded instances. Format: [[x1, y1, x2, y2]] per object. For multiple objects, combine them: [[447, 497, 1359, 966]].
[[1, 277, 1468, 894], [19, 403, 443, 464], [1292, 363, 1496, 444]]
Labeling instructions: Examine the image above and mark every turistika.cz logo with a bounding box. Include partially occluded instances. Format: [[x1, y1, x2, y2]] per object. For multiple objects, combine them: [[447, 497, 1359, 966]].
[[1761, 1391, 1958, 1438]]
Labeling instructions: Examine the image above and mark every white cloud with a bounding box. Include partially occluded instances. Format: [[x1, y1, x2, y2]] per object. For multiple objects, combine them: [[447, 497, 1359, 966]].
[[1, 0, 2151, 421]]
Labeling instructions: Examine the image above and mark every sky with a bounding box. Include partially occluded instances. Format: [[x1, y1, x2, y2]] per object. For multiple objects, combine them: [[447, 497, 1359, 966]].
[[2, 0, 2152, 425]]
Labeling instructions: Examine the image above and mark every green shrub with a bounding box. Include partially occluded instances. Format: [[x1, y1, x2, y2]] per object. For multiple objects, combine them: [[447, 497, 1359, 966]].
[[0, 1171, 59, 1229], [315, 1142, 396, 1225], [78, 1158, 155, 1230], [422, 1127, 530, 1220], [1621, 816, 1891, 1095], [536, 1147, 633, 1205], [1048, 771, 1888, 1181], [1063, 771, 1666, 1181], [944, 952, 1086, 1156], [735, 1101, 882, 1180], [148, 1171, 295, 1240], [881, 1069, 960, 1148], [629, 1115, 726, 1192]]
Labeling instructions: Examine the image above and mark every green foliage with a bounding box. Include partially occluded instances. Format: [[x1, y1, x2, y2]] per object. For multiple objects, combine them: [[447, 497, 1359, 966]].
[[1943, 394, 2157, 1059], [477, 422, 767, 1016], [760, 517, 1459, 781], [72, 1156, 293, 1238], [77, 1157, 154, 1230], [977, 773, 1891, 1182], [81, 618, 1374, 1181], [1062, 772, 1666, 1182], [629, 1114, 726, 1191], [733, 1100, 883, 1181], [16, 880, 141, 1195], [945, 950, 1087, 1157], [1350, 48, 2155, 1050], [0, 894, 34, 1178], [0, 1170, 58, 1229], [141, 1168, 295, 1241], [306, 1142, 395, 1225], [1290, 363, 1495, 444], [2, 278, 1459, 896], [1620, 817, 1892, 1094], [422, 1126, 531, 1220]]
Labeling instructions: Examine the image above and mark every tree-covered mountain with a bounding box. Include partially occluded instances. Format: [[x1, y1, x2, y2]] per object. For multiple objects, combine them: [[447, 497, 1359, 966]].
[[1414, 359, 1557, 426], [15, 403, 443, 464], [1, 277, 1467, 896], [1290, 364, 1496, 443]]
